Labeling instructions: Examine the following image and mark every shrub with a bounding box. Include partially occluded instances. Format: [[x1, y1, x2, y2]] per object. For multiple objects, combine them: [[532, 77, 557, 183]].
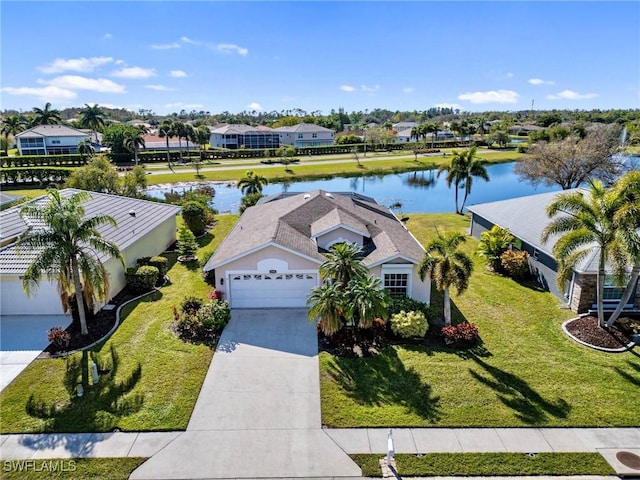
[[177, 227, 198, 258], [182, 201, 207, 236], [389, 297, 437, 324], [176, 312, 203, 340], [441, 322, 479, 345], [126, 265, 159, 293], [390, 310, 428, 338], [208, 289, 224, 300], [196, 300, 231, 332], [501, 250, 530, 279], [148, 256, 169, 279], [180, 295, 203, 314], [47, 326, 71, 347]]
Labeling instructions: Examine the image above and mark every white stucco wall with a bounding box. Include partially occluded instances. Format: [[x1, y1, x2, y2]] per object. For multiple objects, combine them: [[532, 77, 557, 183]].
[[45, 135, 88, 149], [0, 277, 65, 315], [316, 228, 364, 250], [368, 263, 431, 304]]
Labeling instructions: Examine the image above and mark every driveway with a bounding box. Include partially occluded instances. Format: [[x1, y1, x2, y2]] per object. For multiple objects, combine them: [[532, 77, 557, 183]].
[[131, 309, 361, 479], [0, 315, 70, 391]]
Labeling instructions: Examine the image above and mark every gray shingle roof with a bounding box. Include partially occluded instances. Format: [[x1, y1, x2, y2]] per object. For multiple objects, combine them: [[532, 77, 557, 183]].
[[0, 189, 180, 275], [0, 192, 23, 207], [210, 124, 275, 135], [204, 190, 424, 271], [273, 123, 335, 133], [15, 125, 89, 138], [466, 188, 604, 273]]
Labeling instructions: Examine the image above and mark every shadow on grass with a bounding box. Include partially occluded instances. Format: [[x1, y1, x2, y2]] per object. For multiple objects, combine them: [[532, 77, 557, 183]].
[[468, 353, 570, 424], [26, 346, 143, 433], [614, 360, 640, 386], [327, 347, 441, 423]]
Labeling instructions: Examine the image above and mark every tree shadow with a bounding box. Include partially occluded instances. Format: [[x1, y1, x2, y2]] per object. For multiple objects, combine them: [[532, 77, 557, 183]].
[[25, 346, 143, 432], [327, 347, 441, 423], [614, 360, 640, 386], [468, 353, 571, 424]]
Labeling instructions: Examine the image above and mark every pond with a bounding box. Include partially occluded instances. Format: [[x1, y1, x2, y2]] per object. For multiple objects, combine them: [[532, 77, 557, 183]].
[[146, 162, 562, 214]]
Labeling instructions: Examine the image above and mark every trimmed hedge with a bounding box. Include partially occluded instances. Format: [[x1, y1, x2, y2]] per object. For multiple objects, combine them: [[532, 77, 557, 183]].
[[1, 154, 88, 168], [126, 265, 159, 293], [136, 256, 169, 281], [0, 167, 73, 186]]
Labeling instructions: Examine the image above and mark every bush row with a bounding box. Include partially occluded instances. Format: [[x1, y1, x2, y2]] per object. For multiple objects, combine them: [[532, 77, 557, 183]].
[[1, 154, 89, 168], [0, 167, 73, 186]]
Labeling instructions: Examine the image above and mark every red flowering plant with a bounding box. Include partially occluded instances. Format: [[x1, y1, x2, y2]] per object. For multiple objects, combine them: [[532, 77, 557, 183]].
[[48, 326, 71, 348], [441, 322, 479, 346], [208, 289, 224, 301]]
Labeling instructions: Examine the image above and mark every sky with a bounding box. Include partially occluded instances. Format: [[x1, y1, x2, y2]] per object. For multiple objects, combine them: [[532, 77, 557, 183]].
[[1, 1, 639, 116]]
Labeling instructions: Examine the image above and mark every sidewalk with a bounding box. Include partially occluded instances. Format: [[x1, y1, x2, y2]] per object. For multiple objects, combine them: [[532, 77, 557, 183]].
[[2, 427, 639, 460]]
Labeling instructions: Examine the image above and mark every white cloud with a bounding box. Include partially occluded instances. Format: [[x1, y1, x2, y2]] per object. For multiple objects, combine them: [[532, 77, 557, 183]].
[[433, 102, 463, 110], [170, 70, 188, 78], [146, 84, 176, 91], [403, 87, 415, 94], [458, 89, 519, 104], [181, 36, 200, 45], [506, 72, 514, 78], [42, 75, 126, 93], [165, 102, 204, 109], [247, 102, 263, 111], [547, 89, 598, 100], [39, 56, 114, 73], [103, 33, 112, 40], [340, 85, 356, 92], [361, 84, 380, 93], [151, 42, 181, 50], [1, 85, 77, 101], [215, 43, 249, 56], [111, 66, 157, 79], [529, 78, 555, 85]]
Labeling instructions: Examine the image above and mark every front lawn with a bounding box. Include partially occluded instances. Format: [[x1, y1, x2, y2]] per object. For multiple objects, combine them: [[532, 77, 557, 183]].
[[0, 215, 238, 433], [0, 458, 146, 480], [320, 213, 640, 427]]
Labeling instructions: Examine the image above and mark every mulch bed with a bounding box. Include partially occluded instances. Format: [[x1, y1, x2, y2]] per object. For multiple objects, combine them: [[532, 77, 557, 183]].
[[38, 287, 146, 358], [564, 315, 634, 350]]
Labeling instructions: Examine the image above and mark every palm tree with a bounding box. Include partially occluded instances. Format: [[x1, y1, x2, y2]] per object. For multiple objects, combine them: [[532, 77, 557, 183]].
[[195, 125, 211, 152], [606, 171, 640, 327], [346, 275, 390, 329], [437, 151, 465, 214], [172, 120, 187, 163], [477, 225, 514, 272], [32, 102, 62, 125], [307, 282, 345, 335], [319, 242, 368, 287], [541, 179, 626, 328], [183, 124, 195, 161], [410, 126, 420, 143], [237, 170, 268, 195], [124, 127, 146, 165], [457, 147, 490, 213], [77, 139, 95, 160], [80, 104, 106, 144], [1, 114, 27, 138], [418, 230, 474, 325], [158, 120, 176, 169], [16, 190, 124, 335], [426, 122, 440, 147]]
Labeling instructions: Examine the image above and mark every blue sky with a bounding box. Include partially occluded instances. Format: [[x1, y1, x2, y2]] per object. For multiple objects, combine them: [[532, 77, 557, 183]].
[[1, 1, 639, 115]]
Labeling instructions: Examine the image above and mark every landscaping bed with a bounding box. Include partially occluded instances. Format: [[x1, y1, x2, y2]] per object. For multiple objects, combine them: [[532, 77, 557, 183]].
[[564, 315, 634, 350]]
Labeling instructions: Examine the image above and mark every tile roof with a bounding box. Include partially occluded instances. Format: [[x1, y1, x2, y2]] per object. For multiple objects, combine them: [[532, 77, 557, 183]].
[[273, 123, 335, 133], [0, 189, 181, 275], [204, 190, 424, 271], [15, 125, 90, 138]]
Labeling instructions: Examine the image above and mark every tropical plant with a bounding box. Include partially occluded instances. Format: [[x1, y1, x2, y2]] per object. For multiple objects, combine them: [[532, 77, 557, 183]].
[[1, 114, 27, 138], [319, 242, 368, 287], [79, 104, 106, 144], [172, 121, 188, 163], [77, 139, 95, 160], [418, 230, 474, 325], [237, 170, 268, 195], [307, 282, 345, 336], [477, 225, 515, 272], [31, 102, 62, 125], [194, 125, 211, 151], [16, 190, 123, 335], [239, 192, 262, 214], [346, 275, 390, 329], [390, 310, 428, 338], [541, 179, 627, 328], [500, 250, 530, 280], [457, 147, 490, 212], [123, 127, 146, 165], [158, 120, 176, 168], [65, 156, 120, 194]]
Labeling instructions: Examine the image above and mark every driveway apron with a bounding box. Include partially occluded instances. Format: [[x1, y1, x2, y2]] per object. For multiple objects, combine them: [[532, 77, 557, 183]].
[[130, 309, 361, 479]]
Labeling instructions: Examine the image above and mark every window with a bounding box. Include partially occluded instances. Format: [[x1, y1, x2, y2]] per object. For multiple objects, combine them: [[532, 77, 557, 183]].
[[312, 133, 317, 138], [297, 133, 303, 139], [384, 273, 408, 297], [603, 275, 628, 301]]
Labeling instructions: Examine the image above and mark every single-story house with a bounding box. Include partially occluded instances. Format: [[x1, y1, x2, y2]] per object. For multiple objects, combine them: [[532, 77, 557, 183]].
[[394, 128, 414, 143], [467, 189, 640, 313], [15, 125, 91, 156], [274, 123, 335, 147], [393, 121, 419, 131], [0, 189, 181, 316], [203, 190, 430, 309], [209, 124, 280, 150], [142, 132, 200, 152]]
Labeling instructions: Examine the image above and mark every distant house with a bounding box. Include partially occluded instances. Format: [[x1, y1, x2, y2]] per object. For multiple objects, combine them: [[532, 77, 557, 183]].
[[142, 132, 199, 152], [209, 124, 280, 150], [508, 124, 542, 135], [467, 190, 640, 313], [393, 121, 418, 131], [0, 189, 181, 316], [203, 190, 429, 308], [394, 128, 414, 143], [274, 123, 335, 147], [15, 125, 90, 155]]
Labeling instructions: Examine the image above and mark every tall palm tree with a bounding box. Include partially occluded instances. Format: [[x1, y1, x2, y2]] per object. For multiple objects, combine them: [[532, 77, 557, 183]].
[[458, 147, 490, 213], [1, 114, 27, 138], [80, 104, 106, 144], [418, 230, 474, 325], [410, 126, 420, 143], [77, 139, 95, 160], [16, 190, 124, 335], [319, 242, 368, 287], [426, 122, 440, 147], [183, 124, 195, 161], [172, 120, 187, 163], [32, 102, 62, 125], [124, 127, 146, 165], [437, 150, 465, 214], [606, 171, 640, 327], [237, 170, 268, 195], [158, 120, 176, 169], [541, 179, 626, 328]]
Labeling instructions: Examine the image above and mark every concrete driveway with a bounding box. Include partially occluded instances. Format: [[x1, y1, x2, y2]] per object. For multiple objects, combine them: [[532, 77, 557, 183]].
[[0, 315, 70, 391], [131, 309, 361, 479]]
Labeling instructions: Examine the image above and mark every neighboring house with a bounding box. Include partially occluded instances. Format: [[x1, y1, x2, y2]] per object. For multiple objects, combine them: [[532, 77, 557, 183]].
[[275, 123, 335, 147], [209, 124, 280, 150], [142, 132, 200, 152], [394, 128, 414, 143], [393, 121, 418, 131], [15, 125, 90, 155], [508, 124, 542, 135], [203, 190, 430, 308], [0, 189, 181, 316], [467, 190, 640, 313]]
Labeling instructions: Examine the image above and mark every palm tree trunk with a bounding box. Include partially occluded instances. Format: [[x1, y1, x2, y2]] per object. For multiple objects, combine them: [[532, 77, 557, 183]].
[[454, 180, 461, 214], [134, 146, 138, 166], [443, 288, 451, 325], [597, 253, 606, 328], [178, 137, 183, 163], [605, 261, 640, 327], [72, 256, 89, 335]]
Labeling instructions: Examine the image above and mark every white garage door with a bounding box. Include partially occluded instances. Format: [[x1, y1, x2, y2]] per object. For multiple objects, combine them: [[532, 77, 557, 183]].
[[229, 272, 317, 308]]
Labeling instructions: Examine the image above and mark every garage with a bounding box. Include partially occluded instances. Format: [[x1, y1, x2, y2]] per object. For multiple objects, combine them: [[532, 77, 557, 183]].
[[229, 272, 318, 308]]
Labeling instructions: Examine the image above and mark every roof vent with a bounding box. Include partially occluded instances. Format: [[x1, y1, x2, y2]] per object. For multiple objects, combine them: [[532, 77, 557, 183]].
[[129, 209, 136, 217], [325, 193, 334, 198], [304, 194, 311, 199]]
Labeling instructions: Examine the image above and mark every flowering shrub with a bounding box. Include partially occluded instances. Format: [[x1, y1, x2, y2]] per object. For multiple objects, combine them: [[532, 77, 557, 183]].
[[48, 326, 71, 347], [390, 310, 428, 338], [500, 250, 530, 280], [197, 300, 231, 331], [174, 296, 230, 341], [441, 322, 479, 345], [208, 289, 224, 301]]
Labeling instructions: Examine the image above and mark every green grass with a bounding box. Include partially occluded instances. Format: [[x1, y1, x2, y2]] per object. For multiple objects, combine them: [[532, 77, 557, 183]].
[[0, 458, 147, 479], [350, 452, 615, 477], [0, 216, 238, 433], [320, 213, 640, 427]]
